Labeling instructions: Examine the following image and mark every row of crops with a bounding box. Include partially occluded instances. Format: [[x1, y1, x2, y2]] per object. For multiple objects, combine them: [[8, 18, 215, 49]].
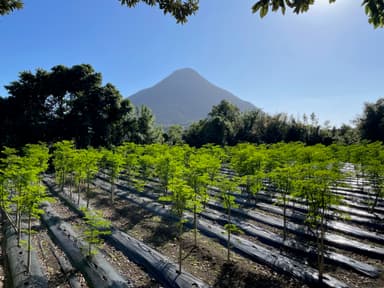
[[0, 140, 383, 287]]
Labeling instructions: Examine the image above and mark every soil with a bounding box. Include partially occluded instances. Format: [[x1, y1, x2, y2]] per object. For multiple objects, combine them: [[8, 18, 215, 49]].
[[88, 177, 384, 288], [5, 174, 378, 288], [33, 224, 87, 288], [90, 186, 308, 287], [48, 196, 162, 288]]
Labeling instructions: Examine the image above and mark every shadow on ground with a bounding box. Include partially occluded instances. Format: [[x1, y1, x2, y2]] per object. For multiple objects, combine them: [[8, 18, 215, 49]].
[[213, 262, 289, 288]]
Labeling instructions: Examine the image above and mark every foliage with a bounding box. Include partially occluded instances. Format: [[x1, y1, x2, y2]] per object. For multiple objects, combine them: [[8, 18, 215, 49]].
[[2, 0, 383, 28], [53, 140, 75, 188], [0, 64, 159, 148], [164, 125, 184, 145], [0, 0, 22, 15], [357, 98, 384, 142], [230, 143, 265, 202], [252, 0, 384, 28], [81, 208, 112, 257], [159, 166, 193, 273], [119, 0, 199, 23], [292, 148, 344, 282], [0, 143, 51, 273], [216, 175, 241, 262], [184, 148, 221, 246], [102, 148, 125, 204], [183, 102, 357, 147]]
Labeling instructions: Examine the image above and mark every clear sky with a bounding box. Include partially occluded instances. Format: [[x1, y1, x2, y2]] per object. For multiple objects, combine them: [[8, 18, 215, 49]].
[[0, 0, 383, 127]]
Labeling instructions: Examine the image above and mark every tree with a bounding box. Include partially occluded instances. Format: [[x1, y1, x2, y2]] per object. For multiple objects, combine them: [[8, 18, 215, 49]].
[[53, 140, 76, 193], [159, 167, 193, 273], [3, 0, 384, 28], [357, 98, 384, 142], [119, 0, 199, 23], [230, 144, 265, 205], [184, 149, 220, 246], [252, 0, 384, 28], [0, 64, 142, 148], [164, 125, 184, 145], [81, 208, 112, 257], [78, 148, 102, 208], [293, 147, 344, 283], [0, 0, 22, 15], [185, 100, 241, 146], [216, 175, 241, 262], [1, 144, 51, 273], [102, 148, 125, 204], [134, 105, 163, 145]]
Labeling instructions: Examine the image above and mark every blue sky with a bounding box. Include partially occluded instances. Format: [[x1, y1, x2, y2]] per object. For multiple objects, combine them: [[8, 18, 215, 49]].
[[0, 0, 383, 127]]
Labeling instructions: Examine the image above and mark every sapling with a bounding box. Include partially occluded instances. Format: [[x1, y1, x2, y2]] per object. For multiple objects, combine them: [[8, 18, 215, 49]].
[[136, 151, 156, 192], [365, 158, 384, 213], [184, 151, 213, 247], [117, 142, 139, 185], [102, 149, 125, 204], [52, 140, 76, 192], [215, 175, 241, 262], [295, 160, 343, 283], [2, 144, 52, 273], [81, 148, 102, 208], [22, 183, 52, 273], [72, 152, 87, 206], [81, 208, 112, 257], [269, 166, 296, 241], [159, 167, 192, 273]]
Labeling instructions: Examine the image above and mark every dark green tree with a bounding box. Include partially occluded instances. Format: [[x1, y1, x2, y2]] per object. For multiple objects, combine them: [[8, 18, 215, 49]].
[[134, 105, 163, 144], [0, 0, 23, 15], [357, 98, 384, 142], [0, 64, 144, 148], [164, 125, 184, 145]]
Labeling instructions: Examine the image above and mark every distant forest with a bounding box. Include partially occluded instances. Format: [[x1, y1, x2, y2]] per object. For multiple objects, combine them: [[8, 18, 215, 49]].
[[0, 64, 383, 149]]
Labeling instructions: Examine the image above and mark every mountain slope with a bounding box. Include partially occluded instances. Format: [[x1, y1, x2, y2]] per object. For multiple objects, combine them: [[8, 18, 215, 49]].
[[129, 68, 255, 126]]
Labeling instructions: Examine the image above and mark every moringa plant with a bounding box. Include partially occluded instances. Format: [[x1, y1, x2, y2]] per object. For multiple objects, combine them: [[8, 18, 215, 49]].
[[159, 166, 193, 273], [81, 208, 112, 258], [215, 174, 241, 262]]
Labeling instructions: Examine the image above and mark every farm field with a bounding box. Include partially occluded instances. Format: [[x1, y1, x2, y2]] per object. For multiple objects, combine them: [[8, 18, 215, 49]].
[[0, 141, 383, 288]]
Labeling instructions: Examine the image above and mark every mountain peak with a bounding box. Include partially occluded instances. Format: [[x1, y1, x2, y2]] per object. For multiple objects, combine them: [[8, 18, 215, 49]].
[[129, 69, 256, 126], [171, 67, 199, 75], [161, 68, 206, 84]]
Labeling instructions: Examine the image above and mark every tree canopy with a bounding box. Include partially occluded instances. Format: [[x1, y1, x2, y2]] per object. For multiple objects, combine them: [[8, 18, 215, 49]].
[[1, 0, 383, 27], [357, 98, 384, 142], [0, 64, 160, 148], [0, 0, 22, 15]]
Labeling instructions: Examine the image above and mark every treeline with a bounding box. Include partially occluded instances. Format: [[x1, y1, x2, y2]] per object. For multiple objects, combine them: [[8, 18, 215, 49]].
[[0, 64, 383, 149], [183, 100, 358, 147], [182, 98, 384, 147]]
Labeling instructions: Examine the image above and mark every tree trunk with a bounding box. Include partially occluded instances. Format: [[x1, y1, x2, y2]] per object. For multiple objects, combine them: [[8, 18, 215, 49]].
[[86, 179, 90, 208], [110, 177, 115, 205], [77, 182, 81, 206], [17, 209, 21, 247], [193, 204, 197, 247], [69, 174, 73, 200], [227, 205, 231, 262], [283, 189, 287, 241], [178, 220, 183, 274], [27, 212, 32, 273], [88, 229, 93, 257], [318, 191, 326, 283], [371, 182, 379, 213], [61, 171, 65, 192]]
